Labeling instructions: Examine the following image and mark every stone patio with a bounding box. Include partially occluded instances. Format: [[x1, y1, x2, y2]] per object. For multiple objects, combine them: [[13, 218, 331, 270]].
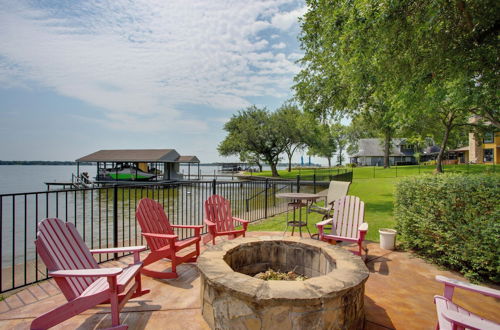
[[0, 231, 498, 329]]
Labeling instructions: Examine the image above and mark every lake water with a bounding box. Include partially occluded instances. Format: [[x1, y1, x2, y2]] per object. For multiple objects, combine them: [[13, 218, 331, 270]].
[[0, 164, 286, 195]]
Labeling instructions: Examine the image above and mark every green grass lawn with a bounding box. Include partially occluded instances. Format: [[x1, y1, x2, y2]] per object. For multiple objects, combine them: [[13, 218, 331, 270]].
[[247, 164, 495, 242], [248, 163, 494, 180], [249, 177, 398, 242]]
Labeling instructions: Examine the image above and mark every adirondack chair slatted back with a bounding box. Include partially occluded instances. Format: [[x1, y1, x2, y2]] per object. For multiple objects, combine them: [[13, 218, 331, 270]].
[[136, 198, 174, 251], [326, 181, 351, 206], [330, 196, 365, 239], [35, 218, 99, 301], [204, 195, 235, 232]]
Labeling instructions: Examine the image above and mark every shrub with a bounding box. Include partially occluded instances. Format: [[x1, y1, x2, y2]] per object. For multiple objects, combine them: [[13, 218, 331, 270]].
[[395, 174, 500, 283]]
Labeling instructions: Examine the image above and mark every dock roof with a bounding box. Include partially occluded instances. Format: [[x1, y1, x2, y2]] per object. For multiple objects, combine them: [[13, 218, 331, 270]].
[[76, 149, 185, 162], [176, 156, 200, 163]]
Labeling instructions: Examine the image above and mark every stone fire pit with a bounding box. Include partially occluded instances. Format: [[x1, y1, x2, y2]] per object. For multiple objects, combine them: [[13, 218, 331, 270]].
[[197, 236, 369, 329]]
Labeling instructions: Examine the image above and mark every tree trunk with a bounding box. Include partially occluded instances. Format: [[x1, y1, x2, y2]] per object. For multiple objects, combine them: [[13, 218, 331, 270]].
[[287, 153, 292, 172], [383, 133, 391, 168], [327, 157, 331, 168], [257, 162, 263, 172], [435, 121, 454, 173], [338, 144, 344, 165], [270, 162, 279, 177]]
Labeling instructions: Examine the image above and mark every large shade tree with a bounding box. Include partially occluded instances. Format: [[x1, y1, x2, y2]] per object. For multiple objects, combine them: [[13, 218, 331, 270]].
[[294, 0, 499, 172], [275, 103, 318, 172], [308, 123, 337, 167], [218, 106, 288, 177]]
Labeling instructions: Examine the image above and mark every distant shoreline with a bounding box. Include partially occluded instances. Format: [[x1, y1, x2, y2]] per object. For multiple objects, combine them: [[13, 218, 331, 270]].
[[0, 161, 232, 166], [0, 161, 308, 167], [0, 161, 92, 165]]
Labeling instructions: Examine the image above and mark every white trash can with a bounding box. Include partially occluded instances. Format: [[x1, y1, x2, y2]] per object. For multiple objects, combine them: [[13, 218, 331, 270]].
[[379, 228, 397, 250]]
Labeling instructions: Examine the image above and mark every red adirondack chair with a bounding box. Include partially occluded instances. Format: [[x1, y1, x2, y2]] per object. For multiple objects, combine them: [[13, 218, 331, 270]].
[[32, 218, 149, 330], [204, 194, 249, 245], [316, 195, 368, 256], [135, 198, 202, 279], [434, 275, 500, 330]]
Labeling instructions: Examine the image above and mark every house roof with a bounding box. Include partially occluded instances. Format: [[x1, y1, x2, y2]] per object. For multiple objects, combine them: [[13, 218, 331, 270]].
[[422, 145, 441, 154], [450, 146, 469, 152], [76, 149, 181, 162], [350, 138, 408, 157]]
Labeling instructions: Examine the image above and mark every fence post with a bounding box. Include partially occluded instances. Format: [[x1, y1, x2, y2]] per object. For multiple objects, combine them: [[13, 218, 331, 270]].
[[296, 175, 300, 193], [264, 179, 269, 219], [272, 183, 276, 207], [113, 185, 119, 260], [212, 178, 216, 195], [313, 173, 317, 194]]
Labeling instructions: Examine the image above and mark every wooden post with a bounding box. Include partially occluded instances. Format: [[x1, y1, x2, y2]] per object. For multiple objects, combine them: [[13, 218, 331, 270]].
[[113, 185, 119, 260]]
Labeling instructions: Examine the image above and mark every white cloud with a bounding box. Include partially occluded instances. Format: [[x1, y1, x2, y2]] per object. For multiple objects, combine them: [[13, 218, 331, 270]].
[[0, 0, 305, 133], [272, 42, 287, 49], [271, 6, 307, 30]]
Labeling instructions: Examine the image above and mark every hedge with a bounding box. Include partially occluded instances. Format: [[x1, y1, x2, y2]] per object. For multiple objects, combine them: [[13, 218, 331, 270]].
[[395, 173, 500, 283]]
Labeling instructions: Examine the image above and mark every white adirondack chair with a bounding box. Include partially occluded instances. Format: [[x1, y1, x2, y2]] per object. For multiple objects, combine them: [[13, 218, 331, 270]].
[[316, 195, 368, 256], [310, 180, 351, 219], [434, 275, 500, 330]]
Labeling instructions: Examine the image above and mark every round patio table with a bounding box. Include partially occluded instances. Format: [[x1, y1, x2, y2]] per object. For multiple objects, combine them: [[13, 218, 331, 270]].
[[276, 193, 320, 238]]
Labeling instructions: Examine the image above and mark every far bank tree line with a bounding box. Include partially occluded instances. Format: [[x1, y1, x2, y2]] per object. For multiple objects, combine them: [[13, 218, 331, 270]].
[[217, 104, 352, 177]]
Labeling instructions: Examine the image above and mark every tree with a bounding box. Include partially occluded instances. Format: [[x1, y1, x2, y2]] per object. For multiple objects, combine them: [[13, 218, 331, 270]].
[[274, 103, 312, 172], [294, 0, 499, 172], [218, 106, 288, 177], [307, 123, 337, 167], [330, 123, 350, 166], [239, 151, 264, 172]]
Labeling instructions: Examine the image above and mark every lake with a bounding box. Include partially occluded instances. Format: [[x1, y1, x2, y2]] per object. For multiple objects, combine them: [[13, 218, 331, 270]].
[[0, 164, 286, 195], [0, 164, 296, 292]]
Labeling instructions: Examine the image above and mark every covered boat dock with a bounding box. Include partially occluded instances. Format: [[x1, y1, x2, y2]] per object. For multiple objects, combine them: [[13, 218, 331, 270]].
[[75, 149, 200, 184]]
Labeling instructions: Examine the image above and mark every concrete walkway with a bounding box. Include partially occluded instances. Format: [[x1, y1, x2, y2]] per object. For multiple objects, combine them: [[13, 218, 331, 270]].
[[0, 232, 498, 329]]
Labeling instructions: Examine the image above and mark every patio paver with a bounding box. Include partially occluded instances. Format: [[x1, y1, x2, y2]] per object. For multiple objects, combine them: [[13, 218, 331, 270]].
[[0, 231, 498, 329]]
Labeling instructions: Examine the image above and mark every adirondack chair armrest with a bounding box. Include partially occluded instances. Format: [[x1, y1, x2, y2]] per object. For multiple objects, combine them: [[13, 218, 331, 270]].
[[316, 218, 333, 238], [436, 275, 500, 299], [439, 307, 497, 329], [91, 246, 147, 264], [49, 268, 123, 278], [204, 219, 216, 227], [358, 223, 368, 232], [90, 246, 146, 254], [142, 232, 178, 240], [232, 217, 249, 230], [171, 224, 204, 236], [171, 225, 204, 229], [316, 218, 333, 228]]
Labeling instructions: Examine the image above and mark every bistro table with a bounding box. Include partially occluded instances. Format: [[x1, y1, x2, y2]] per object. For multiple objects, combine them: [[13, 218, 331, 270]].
[[276, 192, 320, 238]]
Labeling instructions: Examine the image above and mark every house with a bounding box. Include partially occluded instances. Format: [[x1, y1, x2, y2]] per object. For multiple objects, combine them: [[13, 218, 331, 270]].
[[449, 129, 500, 164], [349, 138, 419, 166]]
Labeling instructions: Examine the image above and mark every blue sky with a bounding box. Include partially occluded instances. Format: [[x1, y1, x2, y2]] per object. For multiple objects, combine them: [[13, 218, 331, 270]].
[[0, 0, 309, 163]]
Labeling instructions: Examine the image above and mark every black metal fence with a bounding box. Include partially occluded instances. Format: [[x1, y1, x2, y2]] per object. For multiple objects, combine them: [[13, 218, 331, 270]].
[[0, 179, 311, 294]]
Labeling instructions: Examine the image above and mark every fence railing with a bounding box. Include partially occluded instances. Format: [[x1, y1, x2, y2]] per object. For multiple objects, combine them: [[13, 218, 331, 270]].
[[0, 179, 307, 294]]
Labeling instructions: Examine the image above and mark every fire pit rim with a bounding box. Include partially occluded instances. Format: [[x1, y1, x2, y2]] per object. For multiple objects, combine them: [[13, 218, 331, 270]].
[[197, 236, 369, 302]]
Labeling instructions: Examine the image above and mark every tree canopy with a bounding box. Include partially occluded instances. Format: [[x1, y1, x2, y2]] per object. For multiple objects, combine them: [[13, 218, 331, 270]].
[[294, 0, 499, 171], [218, 106, 289, 177]]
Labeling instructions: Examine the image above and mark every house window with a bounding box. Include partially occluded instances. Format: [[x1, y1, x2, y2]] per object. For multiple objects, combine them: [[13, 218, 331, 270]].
[[483, 132, 494, 143], [483, 149, 494, 162]]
